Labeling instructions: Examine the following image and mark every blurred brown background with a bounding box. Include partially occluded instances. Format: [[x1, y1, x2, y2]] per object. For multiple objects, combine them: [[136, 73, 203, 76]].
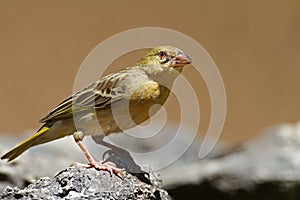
[[0, 0, 299, 145]]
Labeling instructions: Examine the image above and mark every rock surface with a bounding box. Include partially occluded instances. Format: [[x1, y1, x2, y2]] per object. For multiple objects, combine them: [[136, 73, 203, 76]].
[[166, 122, 300, 199], [0, 167, 170, 200]]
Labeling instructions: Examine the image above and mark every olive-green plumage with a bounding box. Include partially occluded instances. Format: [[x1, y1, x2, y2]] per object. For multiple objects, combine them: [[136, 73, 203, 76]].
[[1, 45, 192, 162]]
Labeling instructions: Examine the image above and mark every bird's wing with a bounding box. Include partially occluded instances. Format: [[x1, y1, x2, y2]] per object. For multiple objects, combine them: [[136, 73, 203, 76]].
[[39, 68, 161, 123], [39, 72, 128, 123]]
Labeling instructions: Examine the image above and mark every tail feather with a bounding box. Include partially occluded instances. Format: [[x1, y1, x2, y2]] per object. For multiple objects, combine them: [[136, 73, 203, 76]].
[[1, 126, 50, 161]]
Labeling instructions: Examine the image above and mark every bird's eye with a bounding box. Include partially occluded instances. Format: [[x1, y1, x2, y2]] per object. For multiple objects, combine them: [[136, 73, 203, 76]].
[[158, 51, 167, 58]]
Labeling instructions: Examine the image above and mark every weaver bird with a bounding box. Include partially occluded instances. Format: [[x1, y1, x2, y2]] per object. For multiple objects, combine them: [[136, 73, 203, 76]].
[[1, 46, 192, 177]]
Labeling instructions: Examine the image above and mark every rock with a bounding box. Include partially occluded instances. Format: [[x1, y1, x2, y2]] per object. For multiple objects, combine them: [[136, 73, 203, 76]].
[[166, 122, 300, 199], [0, 167, 170, 200]]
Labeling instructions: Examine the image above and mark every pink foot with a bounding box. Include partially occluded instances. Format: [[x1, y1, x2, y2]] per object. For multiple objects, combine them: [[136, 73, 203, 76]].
[[70, 161, 125, 179]]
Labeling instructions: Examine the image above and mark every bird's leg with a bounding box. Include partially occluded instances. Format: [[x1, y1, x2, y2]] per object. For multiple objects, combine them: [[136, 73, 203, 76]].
[[72, 131, 124, 178]]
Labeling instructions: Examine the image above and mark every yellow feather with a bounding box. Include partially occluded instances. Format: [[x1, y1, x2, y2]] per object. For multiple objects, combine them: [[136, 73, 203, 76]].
[[1, 126, 50, 161]]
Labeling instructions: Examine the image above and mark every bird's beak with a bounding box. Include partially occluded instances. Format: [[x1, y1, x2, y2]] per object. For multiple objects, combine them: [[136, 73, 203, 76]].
[[174, 53, 192, 66]]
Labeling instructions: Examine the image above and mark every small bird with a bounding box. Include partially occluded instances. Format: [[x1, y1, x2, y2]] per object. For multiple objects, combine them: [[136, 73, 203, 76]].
[[1, 46, 192, 177]]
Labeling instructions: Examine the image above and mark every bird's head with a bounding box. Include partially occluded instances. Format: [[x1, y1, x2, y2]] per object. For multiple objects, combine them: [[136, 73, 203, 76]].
[[137, 46, 192, 75]]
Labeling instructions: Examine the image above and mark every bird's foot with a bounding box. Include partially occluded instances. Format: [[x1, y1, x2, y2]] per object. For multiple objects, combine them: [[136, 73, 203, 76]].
[[70, 161, 125, 179], [90, 161, 125, 179]]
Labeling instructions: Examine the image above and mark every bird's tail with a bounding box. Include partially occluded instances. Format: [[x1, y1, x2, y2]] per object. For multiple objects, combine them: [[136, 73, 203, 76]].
[[1, 126, 51, 161]]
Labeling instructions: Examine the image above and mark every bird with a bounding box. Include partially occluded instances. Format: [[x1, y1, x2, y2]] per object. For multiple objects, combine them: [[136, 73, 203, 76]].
[[1, 45, 192, 177]]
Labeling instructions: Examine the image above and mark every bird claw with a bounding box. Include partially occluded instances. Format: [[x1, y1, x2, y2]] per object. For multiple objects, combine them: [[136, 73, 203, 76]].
[[70, 161, 125, 179], [92, 161, 125, 179]]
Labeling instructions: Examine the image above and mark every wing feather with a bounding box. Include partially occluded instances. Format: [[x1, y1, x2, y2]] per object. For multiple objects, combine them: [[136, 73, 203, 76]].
[[39, 72, 125, 123]]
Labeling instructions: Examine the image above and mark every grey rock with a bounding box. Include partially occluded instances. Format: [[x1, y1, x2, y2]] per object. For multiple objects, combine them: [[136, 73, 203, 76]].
[[0, 167, 170, 200], [167, 122, 300, 199]]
